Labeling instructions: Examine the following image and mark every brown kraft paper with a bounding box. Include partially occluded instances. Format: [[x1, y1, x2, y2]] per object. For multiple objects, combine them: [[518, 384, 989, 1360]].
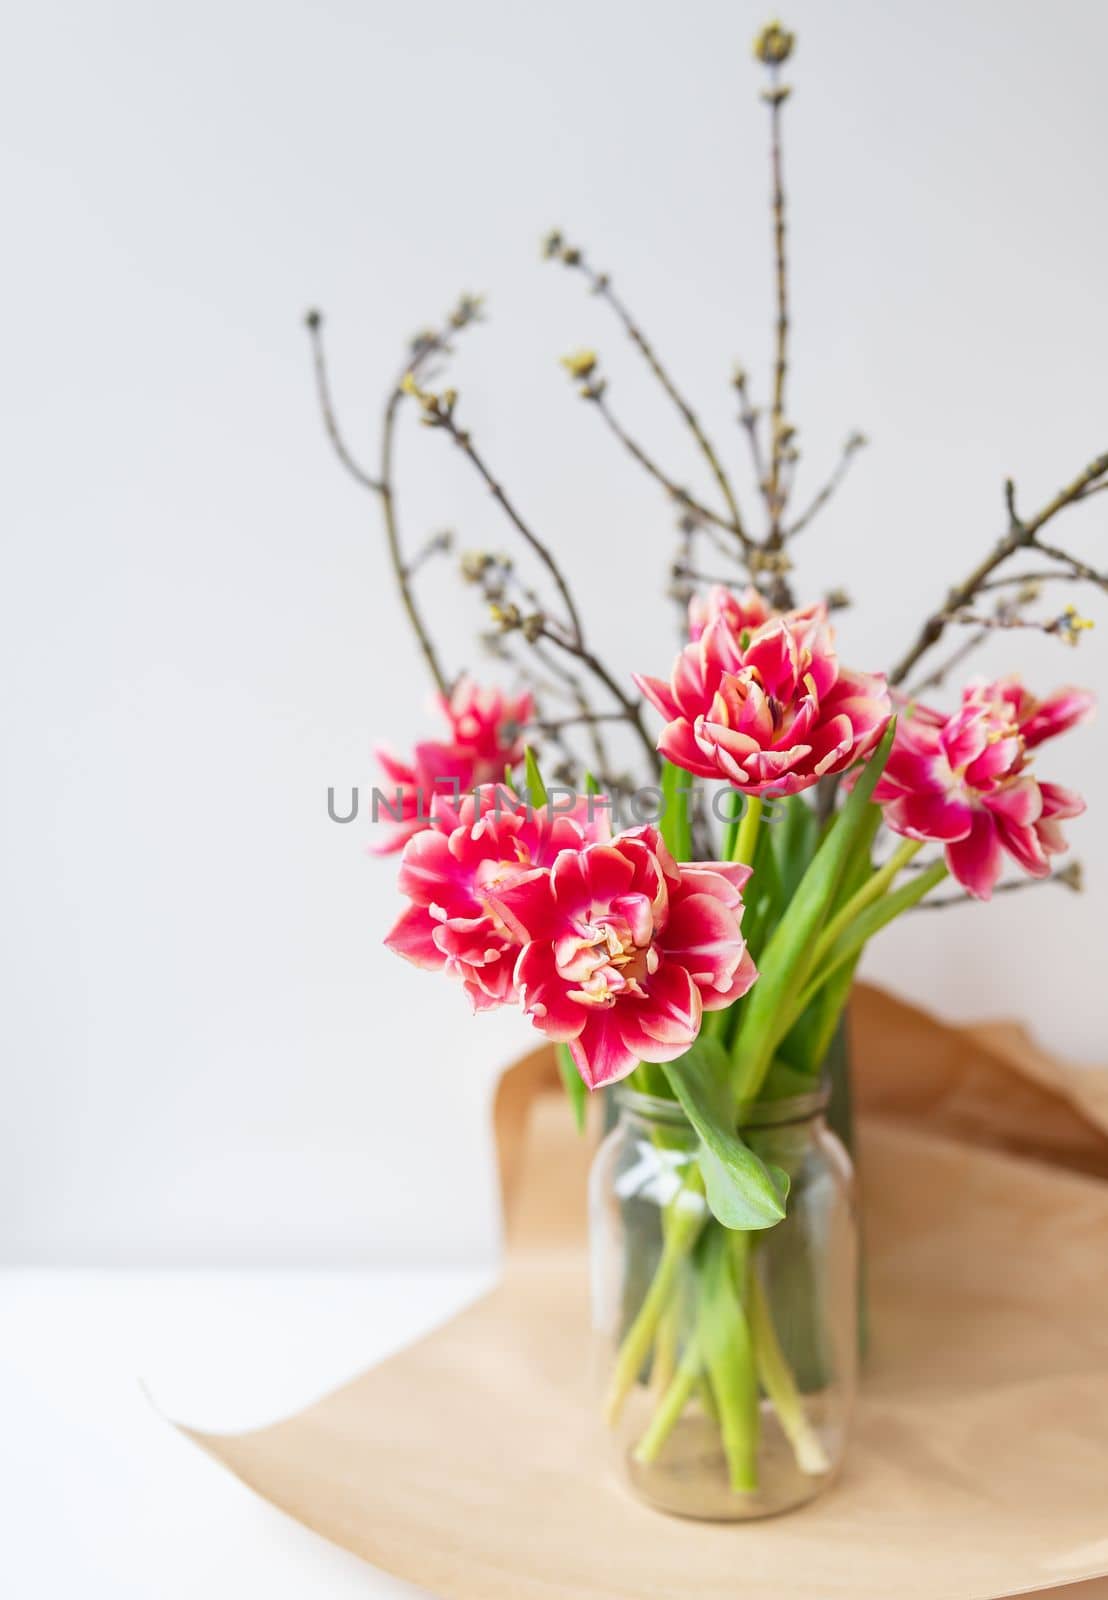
[[183, 984, 1108, 1600]]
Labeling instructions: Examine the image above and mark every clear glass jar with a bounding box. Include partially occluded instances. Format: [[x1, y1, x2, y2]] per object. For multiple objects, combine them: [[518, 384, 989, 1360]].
[[589, 1084, 857, 1520]]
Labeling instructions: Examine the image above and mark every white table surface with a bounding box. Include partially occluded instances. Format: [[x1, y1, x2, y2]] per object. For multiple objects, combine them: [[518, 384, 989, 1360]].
[[1, 1268, 495, 1597], [9, 1269, 1108, 1600]]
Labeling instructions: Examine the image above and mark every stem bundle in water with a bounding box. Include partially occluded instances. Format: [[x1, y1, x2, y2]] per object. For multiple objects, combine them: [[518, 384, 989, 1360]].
[[608, 1207, 830, 1495]]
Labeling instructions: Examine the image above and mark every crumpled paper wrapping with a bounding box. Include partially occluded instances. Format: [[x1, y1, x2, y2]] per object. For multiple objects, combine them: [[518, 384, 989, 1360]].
[[185, 985, 1108, 1599]]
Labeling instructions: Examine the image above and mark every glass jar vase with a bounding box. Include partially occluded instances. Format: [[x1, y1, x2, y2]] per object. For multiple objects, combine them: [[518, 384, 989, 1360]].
[[589, 1084, 857, 1520]]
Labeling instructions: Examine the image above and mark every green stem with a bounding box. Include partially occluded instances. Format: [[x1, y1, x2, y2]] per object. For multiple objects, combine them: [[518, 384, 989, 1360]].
[[788, 859, 949, 1027], [649, 1296, 680, 1401], [603, 1193, 704, 1425], [700, 1009, 728, 1041], [737, 853, 949, 1102], [729, 723, 897, 1102], [633, 1335, 703, 1464], [720, 789, 743, 862], [813, 837, 923, 965], [748, 1267, 831, 1476], [732, 794, 763, 867], [702, 1231, 759, 1492], [697, 1374, 721, 1425]]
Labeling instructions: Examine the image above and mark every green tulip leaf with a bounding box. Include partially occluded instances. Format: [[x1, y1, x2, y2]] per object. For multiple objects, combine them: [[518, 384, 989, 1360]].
[[660, 759, 693, 862], [663, 1038, 788, 1231], [556, 1042, 588, 1133], [523, 746, 548, 808]]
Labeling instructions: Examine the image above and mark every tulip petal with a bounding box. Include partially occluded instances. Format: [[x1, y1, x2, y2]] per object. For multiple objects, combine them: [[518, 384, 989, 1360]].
[[567, 1014, 640, 1090], [1038, 781, 1087, 821], [384, 905, 444, 968], [515, 943, 588, 1041], [883, 791, 974, 843], [632, 672, 681, 723], [984, 776, 1043, 828], [705, 946, 759, 1008], [1020, 688, 1096, 749], [662, 892, 749, 992], [993, 816, 1050, 877], [618, 964, 703, 1058], [945, 810, 1005, 900]]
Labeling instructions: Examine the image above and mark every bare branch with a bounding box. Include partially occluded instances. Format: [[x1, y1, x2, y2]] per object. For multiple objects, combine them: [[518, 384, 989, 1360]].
[[915, 861, 1084, 910], [546, 236, 752, 551], [1029, 541, 1108, 590], [534, 710, 629, 734], [889, 453, 1108, 687], [785, 433, 867, 540], [977, 567, 1097, 593], [538, 623, 660, 775], [905, 629, 990, 698], [527, 641, 613, 781], [416, 388, 587, 647], [306, 308, 460, 696], [763, 79, 792, 546], [673, 561, 751, 589], [407, 374, 660, 776], [732, 367, 769, 514], [587, 387, 743, 540], [305, 310, 382, 492]]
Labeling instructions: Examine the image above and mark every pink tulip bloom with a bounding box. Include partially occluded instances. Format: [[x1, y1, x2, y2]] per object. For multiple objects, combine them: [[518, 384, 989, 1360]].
[[371, 679, 533, 854], [385, 784, 608, 1012], [872, 678, 1093, 900], [440, 678, 533, 767], [688, 584, 772, 642], [634, 603, 892, 798], [964, 675, 1095, 751], [486, 827, 757, 1089]]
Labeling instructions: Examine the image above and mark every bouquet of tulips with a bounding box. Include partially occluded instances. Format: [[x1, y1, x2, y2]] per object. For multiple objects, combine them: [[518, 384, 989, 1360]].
[[373, 606, 1092, 1496], [310, 19, 1102, 1508]]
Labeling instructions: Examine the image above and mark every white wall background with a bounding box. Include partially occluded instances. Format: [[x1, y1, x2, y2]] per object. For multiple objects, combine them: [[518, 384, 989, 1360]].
[[2, 0, 1105, 1264]]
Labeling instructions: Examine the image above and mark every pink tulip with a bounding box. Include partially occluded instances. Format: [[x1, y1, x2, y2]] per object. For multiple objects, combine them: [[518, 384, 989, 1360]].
[[371, 679, 533, 854], [872, 677, 1093, 900], [688, 584, 771, 642], [385, 784, 608, 1012], [634, 603, 891, 798], [485, 827, 757, 1089]]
